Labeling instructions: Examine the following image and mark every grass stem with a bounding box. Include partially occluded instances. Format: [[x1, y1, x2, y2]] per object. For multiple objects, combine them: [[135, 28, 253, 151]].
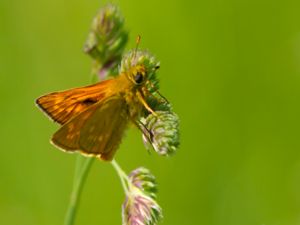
[[64, 156, 95, 225]]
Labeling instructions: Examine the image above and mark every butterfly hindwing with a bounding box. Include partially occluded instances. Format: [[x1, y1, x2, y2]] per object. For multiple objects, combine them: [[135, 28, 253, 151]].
[[51, 96, 128, 161], [51, 102, 100, 150], [79, 96, 128, 160]]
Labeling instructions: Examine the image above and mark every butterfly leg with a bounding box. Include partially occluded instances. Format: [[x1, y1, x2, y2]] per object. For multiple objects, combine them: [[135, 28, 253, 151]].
[[136, 91, 157, 116], [131, 119, 153, 154], [144, 82, 169, 104], [142, 87, 169, 106], [155, 90, 169, 104]]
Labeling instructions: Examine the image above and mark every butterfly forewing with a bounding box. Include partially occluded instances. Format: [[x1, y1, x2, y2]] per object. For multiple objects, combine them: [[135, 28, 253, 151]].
[[51, 96, 128, 161], [36, 79, 114, 124]]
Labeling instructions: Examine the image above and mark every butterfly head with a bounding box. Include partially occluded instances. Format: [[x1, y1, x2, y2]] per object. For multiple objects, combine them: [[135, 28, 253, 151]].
[[120, 50, 160, 90], [127, 65, 147, 86]]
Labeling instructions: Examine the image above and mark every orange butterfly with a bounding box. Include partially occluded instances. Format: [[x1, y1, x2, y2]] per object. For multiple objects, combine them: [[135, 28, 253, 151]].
[[36, 56, 160, 161]]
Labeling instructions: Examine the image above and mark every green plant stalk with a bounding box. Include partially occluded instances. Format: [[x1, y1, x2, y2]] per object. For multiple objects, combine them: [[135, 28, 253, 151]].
[[64, 156, 95, 225], [64, 157, 130, 225], [111, 159, 130, 195]]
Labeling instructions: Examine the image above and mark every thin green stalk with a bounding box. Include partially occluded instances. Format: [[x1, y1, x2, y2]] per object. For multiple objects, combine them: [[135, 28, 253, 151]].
[[64, 156, 95, 225], [111, 159, 130, 195], [73, 155, 84, 183]]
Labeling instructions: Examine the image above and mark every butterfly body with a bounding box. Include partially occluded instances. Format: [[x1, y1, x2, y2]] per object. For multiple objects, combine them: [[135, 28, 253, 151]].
[[36, 64, 152, 161]]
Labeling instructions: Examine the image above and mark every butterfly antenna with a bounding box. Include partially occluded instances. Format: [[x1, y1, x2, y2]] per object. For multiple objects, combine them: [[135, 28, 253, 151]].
[[133, 35, 141, 60]]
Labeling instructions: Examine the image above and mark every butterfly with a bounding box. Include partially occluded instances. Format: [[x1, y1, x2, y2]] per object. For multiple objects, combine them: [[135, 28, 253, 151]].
[[36, 52, 162, 161]]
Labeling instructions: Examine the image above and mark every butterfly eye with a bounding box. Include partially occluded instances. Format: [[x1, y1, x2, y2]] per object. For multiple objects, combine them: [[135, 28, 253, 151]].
[[134, 73, 144, 84]]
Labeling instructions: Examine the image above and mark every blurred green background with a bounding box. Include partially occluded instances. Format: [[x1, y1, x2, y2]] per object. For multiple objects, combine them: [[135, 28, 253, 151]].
[[1, 0, 300, 224]]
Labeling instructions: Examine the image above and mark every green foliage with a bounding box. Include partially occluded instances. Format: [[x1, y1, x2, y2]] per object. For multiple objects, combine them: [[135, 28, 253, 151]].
[[3, 0, 300, 225]]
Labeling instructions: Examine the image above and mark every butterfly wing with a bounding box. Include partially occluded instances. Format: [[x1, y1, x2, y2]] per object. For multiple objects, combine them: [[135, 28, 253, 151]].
[[36, 79, 114, 125], [51, 96, 128, 161]]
